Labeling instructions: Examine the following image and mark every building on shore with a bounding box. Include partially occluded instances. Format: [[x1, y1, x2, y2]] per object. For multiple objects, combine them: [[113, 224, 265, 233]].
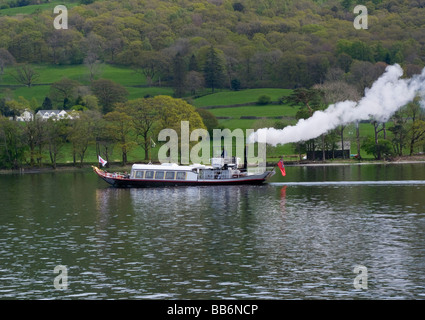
[[15, 109, 34, 122], [307, 141, 351, 160]]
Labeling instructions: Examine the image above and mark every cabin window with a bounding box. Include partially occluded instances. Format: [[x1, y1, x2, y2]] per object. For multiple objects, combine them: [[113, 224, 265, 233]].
[[176, 172, 186, 180], [135, 170, 144, 179], [165, 171, 175, 180], [155, 171, 165, 179], [145, 171, 154, 179]]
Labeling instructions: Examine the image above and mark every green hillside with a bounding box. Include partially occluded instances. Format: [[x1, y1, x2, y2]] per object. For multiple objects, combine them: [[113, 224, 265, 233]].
[[1, 0, 425, 169]]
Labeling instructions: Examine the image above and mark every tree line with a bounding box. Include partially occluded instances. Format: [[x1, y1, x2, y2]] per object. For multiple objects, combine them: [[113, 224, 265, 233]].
[[0, 95, 208, 169], [1, 88, 425, 169], [270, 85, 425, 161]]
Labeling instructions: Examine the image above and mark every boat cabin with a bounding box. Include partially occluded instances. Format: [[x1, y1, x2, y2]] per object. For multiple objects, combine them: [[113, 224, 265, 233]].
[[129, 157, 243, 182]]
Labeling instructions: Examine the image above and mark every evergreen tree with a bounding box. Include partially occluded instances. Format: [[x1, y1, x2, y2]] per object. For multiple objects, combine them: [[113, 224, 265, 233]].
[[172, 52, 186, 98], [203, 46, 225, 93], [41, 97, 52, 110], [188, 54, 198, 71]]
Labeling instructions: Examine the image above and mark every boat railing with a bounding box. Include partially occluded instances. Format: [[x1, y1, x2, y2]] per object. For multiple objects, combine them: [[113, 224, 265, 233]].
[[102, 171, 129, 179]]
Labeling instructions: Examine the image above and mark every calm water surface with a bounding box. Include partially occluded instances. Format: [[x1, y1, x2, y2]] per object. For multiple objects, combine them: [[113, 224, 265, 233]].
[[1, 163, 425, 299]]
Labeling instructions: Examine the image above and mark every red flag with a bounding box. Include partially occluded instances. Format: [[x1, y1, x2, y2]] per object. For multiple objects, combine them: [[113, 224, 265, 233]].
[[278, 159, 286, 176]]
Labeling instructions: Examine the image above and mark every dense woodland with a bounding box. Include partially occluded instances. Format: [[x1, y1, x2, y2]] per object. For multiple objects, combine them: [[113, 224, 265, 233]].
[[1, 0, 425, 168], [1, 0, 425, 90]]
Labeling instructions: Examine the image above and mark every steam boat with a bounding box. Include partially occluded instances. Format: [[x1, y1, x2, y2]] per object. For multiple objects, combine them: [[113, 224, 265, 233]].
[[93, 156, 275, 188]]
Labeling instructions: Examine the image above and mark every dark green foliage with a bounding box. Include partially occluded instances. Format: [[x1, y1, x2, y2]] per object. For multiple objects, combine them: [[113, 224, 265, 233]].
[[172, 52, 187, 98], [196, 108, 219, 135], [231, 79, 241, 91], [256, 95, 271, 105], [203, 47, 225, 93], [232, 2, 244, 12], [0, 118, 26, 169], [362, 137, 394, 159], [91, 79, 128, 114], [41, 97, 52, 110]]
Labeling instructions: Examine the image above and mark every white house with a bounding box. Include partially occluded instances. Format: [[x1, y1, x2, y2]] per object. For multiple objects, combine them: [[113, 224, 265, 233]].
[[16, 109, 34, 122], [35, 110, 78, 121]]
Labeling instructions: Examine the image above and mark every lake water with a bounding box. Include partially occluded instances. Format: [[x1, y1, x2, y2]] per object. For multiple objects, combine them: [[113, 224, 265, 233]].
[[1, 163, 425, 300]]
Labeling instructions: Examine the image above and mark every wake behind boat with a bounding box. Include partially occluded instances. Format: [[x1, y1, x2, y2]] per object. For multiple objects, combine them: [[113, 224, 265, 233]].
[[93, 156, 275, 188]]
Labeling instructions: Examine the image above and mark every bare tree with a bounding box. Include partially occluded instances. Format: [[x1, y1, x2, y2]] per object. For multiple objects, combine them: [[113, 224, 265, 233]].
[[11, 64, 39, 87], [84, 51, 104, 82], [185, 71, 204, 96]]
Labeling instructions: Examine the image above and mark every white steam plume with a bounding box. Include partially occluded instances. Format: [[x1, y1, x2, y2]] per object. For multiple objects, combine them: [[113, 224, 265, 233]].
[[249, 64, 425, 146]]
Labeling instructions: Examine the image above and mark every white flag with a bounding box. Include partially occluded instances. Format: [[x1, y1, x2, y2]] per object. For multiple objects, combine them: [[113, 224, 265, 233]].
[[98, 155, 107, 167]]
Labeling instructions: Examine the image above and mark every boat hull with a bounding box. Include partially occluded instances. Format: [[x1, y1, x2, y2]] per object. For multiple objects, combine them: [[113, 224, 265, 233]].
[[93, 166, 273, 188]]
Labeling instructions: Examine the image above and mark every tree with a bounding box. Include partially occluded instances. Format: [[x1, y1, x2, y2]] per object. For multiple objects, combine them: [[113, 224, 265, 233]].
[[49, 78, 80, 109], [408, 119, 425, 156], [284, 88, 324, 117], [231, 79, 241, 91], [117, 98, 160, 161], [10, 64, 39, 87], [348, 61, 387, 93], [314, 80, 360, 159], [33, 117, 46, 166], [172, 52, 187, 98], [81, 95, 100, 112], [132, 51, 168, 87], [24, 117, 38, 167], [0, 116, 26, 169], [362, 137, 393, 160], [44, 118, 68, 169], [103, 111, 136, 165], [203, 46, 225, 93], [91, 79, 128, 114], [188, 54, 198, 72], [284, 88, 324, 160], [3, 98, 29, 120], [371, 121, 388, 160], [84, 51, 104, 82], [232, 2, 245, 11], [153, 95, 206, 164], [406, 100, 425, 156], [95, 118, 115, 167], [185, 71, 204, 96], [388, 111, 408, 156], [68, 111, 99, 166], [196, 108, 219, 136], [154, 95, 206, 133], [41, 97, 53, 111], [275, 53, 309, 88]]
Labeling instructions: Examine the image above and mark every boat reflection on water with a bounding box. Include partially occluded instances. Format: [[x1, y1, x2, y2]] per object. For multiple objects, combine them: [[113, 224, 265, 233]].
[[280, 186, 287, 217]]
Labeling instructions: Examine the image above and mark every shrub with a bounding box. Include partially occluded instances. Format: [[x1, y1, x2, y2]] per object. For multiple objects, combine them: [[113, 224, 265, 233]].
[[362, 137, 394, 160], [256, 95, 271, 105], [231, 79, 241, 91]]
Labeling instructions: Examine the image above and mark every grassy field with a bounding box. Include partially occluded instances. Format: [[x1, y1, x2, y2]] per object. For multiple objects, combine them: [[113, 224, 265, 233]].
[[0, 1, 80, 16], [193, 88, 291, 107], [208, 104, 299, 118], [0, 63, 174, 103], [1, 64, 147, 86]]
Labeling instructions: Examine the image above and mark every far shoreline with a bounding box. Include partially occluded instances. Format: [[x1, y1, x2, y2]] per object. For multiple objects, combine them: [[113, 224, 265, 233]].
[[2, 155, 425, 175]]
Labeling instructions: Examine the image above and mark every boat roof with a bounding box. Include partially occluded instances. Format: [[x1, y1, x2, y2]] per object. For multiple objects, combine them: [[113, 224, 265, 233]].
[[131, 163, 213, 171]]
